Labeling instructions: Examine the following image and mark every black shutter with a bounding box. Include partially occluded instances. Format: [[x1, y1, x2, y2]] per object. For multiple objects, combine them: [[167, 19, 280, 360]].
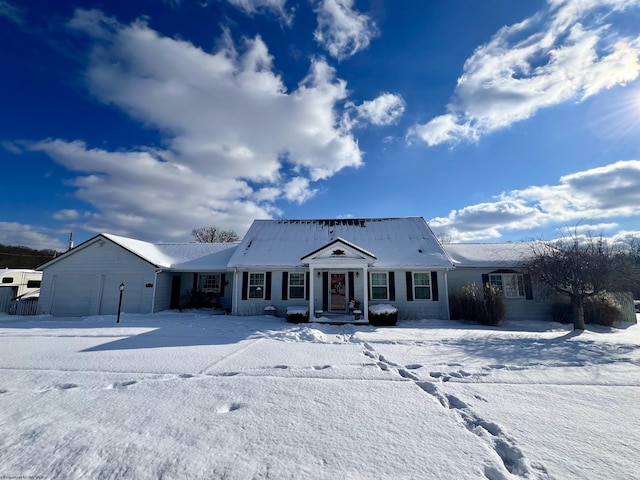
[[482, 274, 490, 287], [305, 272, 310, 300], [265, 272, 272, 300], [241, 272, 248, 300], [282, 272, 288, 300], [348, 272, 355, 301], [524, 274, 533, 300], [192, 273, 198, 292], [406, 272, 413, 301], [367, 273, 371, 301], [431, 271, 439, 301], [389, 272, 396, 301], [322, 272, 329, 311], [220, 273, 226, 297]]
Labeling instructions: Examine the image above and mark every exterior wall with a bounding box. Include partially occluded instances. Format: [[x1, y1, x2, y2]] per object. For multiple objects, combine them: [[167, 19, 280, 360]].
[[448, 267, 552, 322], [38, 239, 157, 316], [234, 268, 449, 320], [153, 272, 174, 312], [371, 269, 447, 320]]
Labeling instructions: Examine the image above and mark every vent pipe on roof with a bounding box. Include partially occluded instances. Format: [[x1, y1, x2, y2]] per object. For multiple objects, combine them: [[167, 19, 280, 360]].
[[68, 232, 74, 251]]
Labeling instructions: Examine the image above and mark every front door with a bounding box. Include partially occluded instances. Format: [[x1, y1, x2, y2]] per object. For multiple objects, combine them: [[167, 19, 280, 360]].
[[330, 273, 347, 312]]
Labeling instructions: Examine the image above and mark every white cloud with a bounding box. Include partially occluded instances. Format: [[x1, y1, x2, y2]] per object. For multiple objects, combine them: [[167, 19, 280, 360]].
[[410, 0, 640, 146], [314, 0, 378, 60], [27, 10, 365, 241], [0, 222, 66, 251], [356, 93, 405, 126], [52, 209, 83, 221], [429, 160, 640, 241], [283, 177, 318, 204], [225, 0, 293, 25]]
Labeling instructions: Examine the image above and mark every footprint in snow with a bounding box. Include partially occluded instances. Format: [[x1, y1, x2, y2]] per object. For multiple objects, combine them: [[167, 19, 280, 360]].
[[107, 380, 137, 390], [216, 403, 242, 414]]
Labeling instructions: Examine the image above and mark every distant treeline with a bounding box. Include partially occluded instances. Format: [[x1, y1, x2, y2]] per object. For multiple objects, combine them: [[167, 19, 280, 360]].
[[0, 244, 59, 269]]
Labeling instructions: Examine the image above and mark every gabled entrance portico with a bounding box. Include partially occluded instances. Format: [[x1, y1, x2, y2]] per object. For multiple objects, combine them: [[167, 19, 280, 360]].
[[301, 237, 376, 322]]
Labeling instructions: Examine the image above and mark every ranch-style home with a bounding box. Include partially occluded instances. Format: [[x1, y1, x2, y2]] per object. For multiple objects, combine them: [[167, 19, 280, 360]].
[[37, 217, 454, 321], [38, 216, 632, 323]]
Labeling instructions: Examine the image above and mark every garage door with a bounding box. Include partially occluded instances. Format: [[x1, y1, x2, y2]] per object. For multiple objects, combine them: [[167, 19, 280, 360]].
[[99, 275, 144, 315], [50, 275, 95, 317]]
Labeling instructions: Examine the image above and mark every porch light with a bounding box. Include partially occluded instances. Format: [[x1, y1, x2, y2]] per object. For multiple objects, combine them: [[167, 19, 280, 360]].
[[355, 272, 360, 278]]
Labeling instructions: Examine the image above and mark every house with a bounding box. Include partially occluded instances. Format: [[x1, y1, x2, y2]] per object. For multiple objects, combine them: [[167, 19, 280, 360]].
[[37, 217, 454, 321], [227, 217, 454, 320], [442, 243, 551, 321], [37, 234, 238, 317], [444, 242, 637, 324], [0, 269, 42, 315]]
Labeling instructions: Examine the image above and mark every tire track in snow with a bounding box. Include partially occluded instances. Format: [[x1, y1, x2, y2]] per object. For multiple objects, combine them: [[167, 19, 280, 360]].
[[361, 342, 551, 480]]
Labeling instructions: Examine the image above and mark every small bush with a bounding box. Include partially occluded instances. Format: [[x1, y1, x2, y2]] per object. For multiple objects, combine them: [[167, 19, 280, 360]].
[[585, 295, 622, 327], [179, 289, 221, 310], [368, 304, 398, 326], [286, 307, 309, 323], [449, 283, 505, 326]]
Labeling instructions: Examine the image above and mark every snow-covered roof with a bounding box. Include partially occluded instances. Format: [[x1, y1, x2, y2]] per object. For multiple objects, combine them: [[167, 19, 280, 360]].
[[228, 218, 453, 269], [102, 234, 238, 270], [443, 243, 533, 267]]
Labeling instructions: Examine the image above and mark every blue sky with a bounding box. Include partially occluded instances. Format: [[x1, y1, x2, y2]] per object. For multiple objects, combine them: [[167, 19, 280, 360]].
[[1, 0, 640, 250]]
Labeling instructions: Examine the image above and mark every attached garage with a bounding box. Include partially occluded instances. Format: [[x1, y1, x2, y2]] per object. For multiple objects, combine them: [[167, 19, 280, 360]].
[[38, 236, 159, 317], [37, 233, 238, 317]]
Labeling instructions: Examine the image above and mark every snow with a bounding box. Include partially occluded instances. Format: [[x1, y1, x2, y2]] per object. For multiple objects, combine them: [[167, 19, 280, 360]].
[[1, 312, 639, 479], [368, 304, 398, 315], [227, 218, 453, 268], [444, 243, 534, 267]]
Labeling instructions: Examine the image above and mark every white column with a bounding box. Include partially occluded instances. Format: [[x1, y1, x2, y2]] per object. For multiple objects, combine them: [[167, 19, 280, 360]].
[[309, 266, 315, 316], [362, 266, 368, 321]]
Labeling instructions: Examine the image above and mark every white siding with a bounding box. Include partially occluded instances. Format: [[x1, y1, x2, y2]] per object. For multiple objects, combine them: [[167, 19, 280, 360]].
[[39, 238, 157, 316]]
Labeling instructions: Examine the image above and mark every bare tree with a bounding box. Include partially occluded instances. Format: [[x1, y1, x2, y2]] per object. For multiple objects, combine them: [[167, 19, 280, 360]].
[[191, 226, 239, 243], [525, 231, 637, 330]]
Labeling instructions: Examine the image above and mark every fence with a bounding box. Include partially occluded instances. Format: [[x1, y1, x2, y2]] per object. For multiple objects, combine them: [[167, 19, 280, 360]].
[[4, 298, 39, 316]]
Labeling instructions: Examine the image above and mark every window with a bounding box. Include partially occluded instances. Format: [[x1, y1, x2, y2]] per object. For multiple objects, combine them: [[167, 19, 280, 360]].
[[200, 274, 221, 293], [490, 274, 525, 298], [249, 273, 265, 299], [26, 280, 41, 288], [413, 272, 431, 300], [370, 272, 388, 300], [289, 273, 305, 299]]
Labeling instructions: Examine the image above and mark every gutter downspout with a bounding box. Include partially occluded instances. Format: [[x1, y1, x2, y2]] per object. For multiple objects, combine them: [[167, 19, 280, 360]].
[[443, 269, 451, 320], [151, 268, 160, 313]]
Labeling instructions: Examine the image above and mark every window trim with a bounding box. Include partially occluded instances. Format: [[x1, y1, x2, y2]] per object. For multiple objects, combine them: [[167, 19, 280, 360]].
[[412, 272, 432, 300], [489, 273, 525, 298], [199, 274, 221, 294], [248, 273, 265, 299], [370, 272, 389, 301], [288, 272, 306, 299]]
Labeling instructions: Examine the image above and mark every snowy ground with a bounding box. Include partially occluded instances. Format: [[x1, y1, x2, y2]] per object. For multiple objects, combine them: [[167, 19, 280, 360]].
[[0, 312, 639, 480]]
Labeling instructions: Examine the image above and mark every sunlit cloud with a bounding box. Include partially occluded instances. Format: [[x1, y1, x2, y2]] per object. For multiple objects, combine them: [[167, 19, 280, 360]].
[[429, 160, 640, 241], [23, 9, 365, 241], [410, 0, 640, 146], [314, 0, 378, 60]]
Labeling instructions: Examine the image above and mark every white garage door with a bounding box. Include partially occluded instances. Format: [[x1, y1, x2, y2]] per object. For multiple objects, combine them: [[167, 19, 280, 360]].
[[99, 275, 144, 315], [51, 275, 95, 317]]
